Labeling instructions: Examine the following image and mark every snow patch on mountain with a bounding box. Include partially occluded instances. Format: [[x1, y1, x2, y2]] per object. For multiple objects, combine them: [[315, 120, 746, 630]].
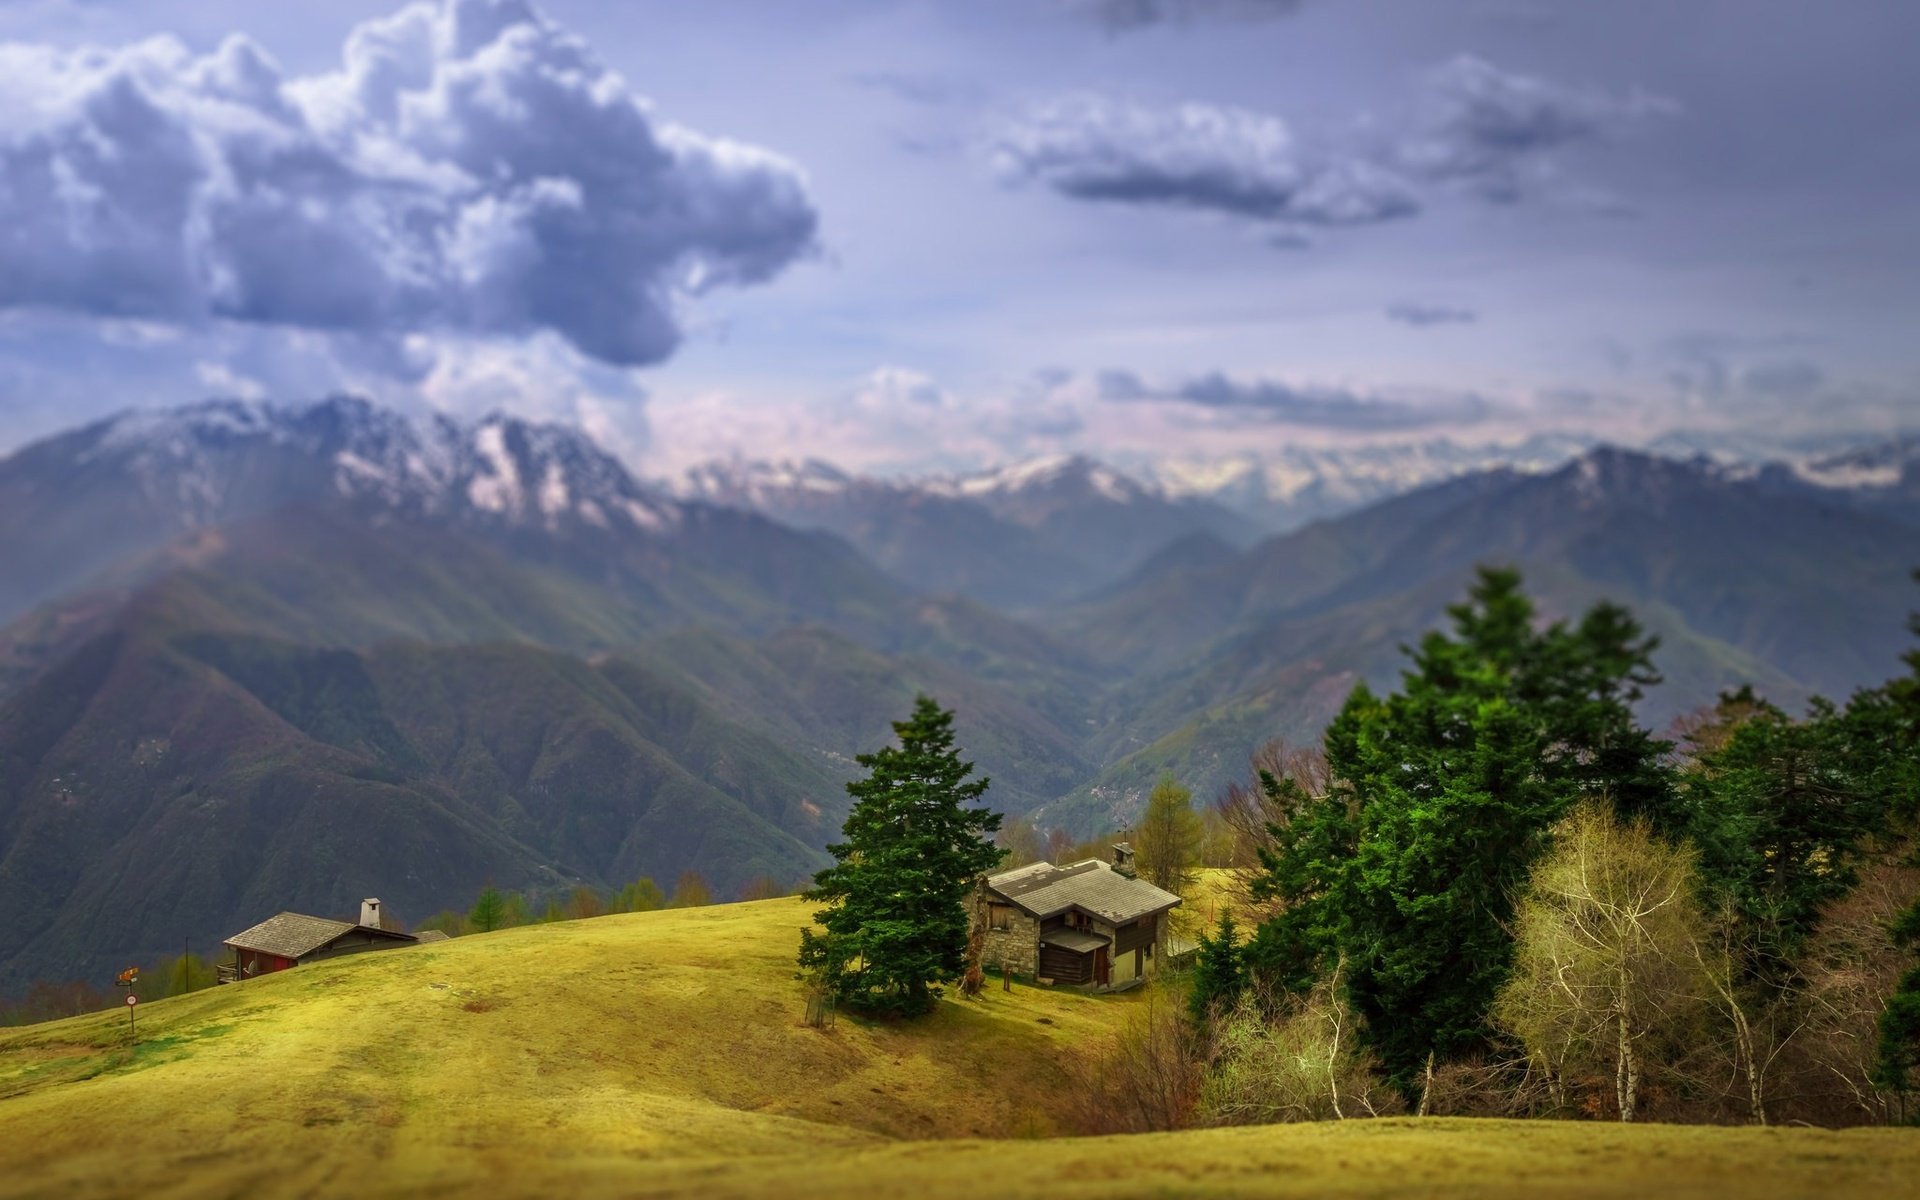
[[62, 397, 682, 538]]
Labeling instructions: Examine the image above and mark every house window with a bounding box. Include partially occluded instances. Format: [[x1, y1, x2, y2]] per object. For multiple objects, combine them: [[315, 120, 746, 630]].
[[988, 903, 1014, 931]]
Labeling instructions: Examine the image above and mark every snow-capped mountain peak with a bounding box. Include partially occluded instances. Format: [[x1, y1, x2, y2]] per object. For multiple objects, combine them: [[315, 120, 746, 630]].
[[939, 454, 1150, 505], [51, 397, 680, 538]]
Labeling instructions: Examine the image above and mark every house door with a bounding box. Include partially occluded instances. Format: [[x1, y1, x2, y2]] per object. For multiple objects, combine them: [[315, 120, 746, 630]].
[[1094, 946, 1110, 988]]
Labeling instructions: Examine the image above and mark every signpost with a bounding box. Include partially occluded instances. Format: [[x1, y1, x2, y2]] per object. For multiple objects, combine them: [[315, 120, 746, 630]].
[[115, 967, 139, 1044]]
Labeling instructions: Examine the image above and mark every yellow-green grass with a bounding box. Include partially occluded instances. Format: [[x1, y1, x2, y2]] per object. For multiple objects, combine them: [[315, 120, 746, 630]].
[[0, 896, 1915, 1199], [0, 897, 1147, 1197]]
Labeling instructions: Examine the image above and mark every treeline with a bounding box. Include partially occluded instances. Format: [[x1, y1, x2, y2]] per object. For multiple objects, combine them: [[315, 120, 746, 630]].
[[2, 868, 803, 1026], [419, 869, 803, 937], [0, 953, 222, 1026], [1079, 567, 1920, 1129]]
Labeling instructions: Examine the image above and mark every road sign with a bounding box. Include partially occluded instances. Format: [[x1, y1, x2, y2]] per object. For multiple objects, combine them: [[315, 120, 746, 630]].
[[125, 994, 138, 1007]]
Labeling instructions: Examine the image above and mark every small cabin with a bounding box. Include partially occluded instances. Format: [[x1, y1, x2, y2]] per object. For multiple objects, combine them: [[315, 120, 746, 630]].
[[218, 898, 422, 983], [976, 848, 1182, 990]]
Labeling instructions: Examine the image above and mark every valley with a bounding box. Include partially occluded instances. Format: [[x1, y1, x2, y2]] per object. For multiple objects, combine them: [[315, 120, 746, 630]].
[[2, 398, 1918, 994]]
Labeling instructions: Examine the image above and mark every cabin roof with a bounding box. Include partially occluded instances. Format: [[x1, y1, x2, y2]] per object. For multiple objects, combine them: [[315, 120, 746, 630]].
[[223, 912, 412, 959], [1039, 927, 1110, 953], [413, 930, 452, 944], [986, 859, 1182, 924]]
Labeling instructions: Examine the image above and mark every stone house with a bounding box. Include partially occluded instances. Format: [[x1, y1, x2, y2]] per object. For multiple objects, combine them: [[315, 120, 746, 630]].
[[977, 847, 1182, 990], [217, 898, 425, 982]]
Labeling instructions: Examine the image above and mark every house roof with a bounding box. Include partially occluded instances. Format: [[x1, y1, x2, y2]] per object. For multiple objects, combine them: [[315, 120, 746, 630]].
[[986, 859, 1182, 925], [413, 930, 452, 944], [224, 912, 414, 959], [224, 912, 355, 959], [1040, 928, 1110, 954]]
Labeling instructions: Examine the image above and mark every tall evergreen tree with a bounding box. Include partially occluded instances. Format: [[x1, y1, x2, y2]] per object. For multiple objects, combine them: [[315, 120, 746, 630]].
[[1245, 567, 1674, 1095], [1188, 910, 1246, 1026], [1678, 690, 1885, 976], [797, 695, 1003, 1016], [468, 886, 507, 934]]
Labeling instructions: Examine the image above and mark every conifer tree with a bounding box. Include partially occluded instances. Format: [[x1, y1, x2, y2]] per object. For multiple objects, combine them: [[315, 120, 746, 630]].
[[1246, 567, 1674, 1097], [1188, 910, 1245, 1026], [797, 695, 1003, 1016], [468, 886, 507, 933]]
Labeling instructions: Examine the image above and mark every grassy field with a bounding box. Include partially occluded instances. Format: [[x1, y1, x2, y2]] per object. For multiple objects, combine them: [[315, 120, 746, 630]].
[[0, 896, 1916, 1199]]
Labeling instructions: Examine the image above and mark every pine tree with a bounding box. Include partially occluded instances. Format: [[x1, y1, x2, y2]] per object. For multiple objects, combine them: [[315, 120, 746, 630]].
[[797, 695, 1003, 1017], [468, 886, 507, 933], [1188, 910, 1245, 1025], [1245, 567, 1675, 1096], [1680, 692, 1882, 974]]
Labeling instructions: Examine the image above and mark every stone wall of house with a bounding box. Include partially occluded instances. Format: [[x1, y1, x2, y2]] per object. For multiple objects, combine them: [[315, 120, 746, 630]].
[[981, 909, 1040, 977]]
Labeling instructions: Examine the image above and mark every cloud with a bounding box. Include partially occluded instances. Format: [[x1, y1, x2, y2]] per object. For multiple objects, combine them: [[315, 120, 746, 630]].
[[852, 365, 951, 409], [1658, 332, 1822, 405], [1386, 302, 1478, 327], [0, 0, 818, 366], [1100, 368, 1491, 431], [1065, 0, 1305, 31], [992, 95, 1418, 228], [643, 366, 1088, 477], [993, 56, 1669, 235], [1401, 54, 1676, 202]]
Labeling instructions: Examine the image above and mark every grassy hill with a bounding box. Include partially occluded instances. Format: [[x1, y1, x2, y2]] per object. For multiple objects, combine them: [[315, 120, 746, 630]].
[[1, 898, 1916, 1199]]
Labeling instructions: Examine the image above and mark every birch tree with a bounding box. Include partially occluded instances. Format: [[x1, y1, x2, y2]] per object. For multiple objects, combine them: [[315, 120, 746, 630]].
[[1495, 800, 1714, 1121]]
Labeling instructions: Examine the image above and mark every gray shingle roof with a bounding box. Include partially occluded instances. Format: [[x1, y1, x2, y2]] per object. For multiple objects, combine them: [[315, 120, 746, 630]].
[[987, 859, 1182, 924], [224, 912, 357, 959]]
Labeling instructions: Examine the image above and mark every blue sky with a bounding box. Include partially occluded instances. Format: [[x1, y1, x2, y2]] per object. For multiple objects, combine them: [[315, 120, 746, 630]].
[[0, 0, 1914, 475]]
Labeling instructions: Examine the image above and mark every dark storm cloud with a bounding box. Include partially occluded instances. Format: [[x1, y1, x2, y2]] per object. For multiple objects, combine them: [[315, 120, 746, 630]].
[[992, 96, 1419, 227], [1387, 302, 1478, 327], [1099, 368, 1489, 430], [0, 0, 818, 367], [1401, 54, 1675, 202], [1067, 0, 1305, 31]]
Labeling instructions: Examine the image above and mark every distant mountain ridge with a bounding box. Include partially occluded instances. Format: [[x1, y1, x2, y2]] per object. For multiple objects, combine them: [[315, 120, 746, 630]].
[[680, 429, 1920, 551], [1039, 445, 1920, 831], [676, 453, 1259, 608]]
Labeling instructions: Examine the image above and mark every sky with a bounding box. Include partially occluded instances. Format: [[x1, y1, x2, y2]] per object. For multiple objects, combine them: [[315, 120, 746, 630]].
[[0, 0, 1914, 477]]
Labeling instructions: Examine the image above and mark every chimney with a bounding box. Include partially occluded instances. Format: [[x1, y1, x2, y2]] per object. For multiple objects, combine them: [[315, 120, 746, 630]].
[[1111, 843, 1136, 879], [360, 898, 382, 929]]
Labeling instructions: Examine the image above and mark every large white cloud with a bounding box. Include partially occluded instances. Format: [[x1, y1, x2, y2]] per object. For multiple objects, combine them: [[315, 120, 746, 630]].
[[0, 0, 818, 365]]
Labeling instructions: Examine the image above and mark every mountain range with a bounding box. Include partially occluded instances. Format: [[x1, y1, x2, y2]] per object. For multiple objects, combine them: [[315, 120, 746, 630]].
[[676, 454, 1260, 609], [2, 397, 1917, 991]]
